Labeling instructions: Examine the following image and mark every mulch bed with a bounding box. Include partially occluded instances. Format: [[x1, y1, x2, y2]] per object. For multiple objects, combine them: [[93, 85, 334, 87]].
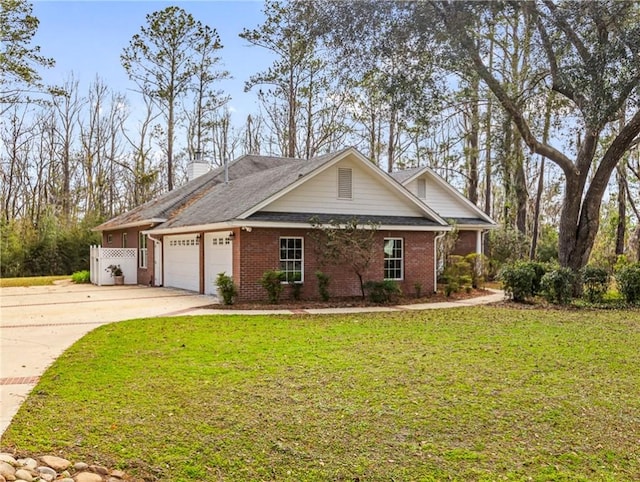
[[199, 288, 495, 311]]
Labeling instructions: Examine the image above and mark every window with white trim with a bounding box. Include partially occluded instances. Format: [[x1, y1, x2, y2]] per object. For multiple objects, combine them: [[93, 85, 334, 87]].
[[139, 233, 148, 269], [122, 232, 128, 248], [337, 167, 353, 200], [107, 234, 113, 245], [384, 238, 403, 280], [279, 237, 303, 283]]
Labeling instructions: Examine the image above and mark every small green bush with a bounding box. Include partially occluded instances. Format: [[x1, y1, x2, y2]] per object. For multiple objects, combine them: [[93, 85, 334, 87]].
[[216, 272, 238, 305], [315, 271, 331, 301], [442, 255, 473, 296], [580, 265, 609, 303], [464, 253, 488, 289], [71, 270, 91, 284], [615, 262, 640, 305], [261, 269, 286, 304], [414, 282, 422, 298], [499, 261, 546, 302], [363, 280, 401, 304], [290, 281, 303, 300], [541, 267, 575, 305]]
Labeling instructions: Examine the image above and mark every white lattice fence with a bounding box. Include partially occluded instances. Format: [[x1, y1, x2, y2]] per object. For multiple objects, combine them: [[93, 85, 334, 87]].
[[90, 245, 137, 285]]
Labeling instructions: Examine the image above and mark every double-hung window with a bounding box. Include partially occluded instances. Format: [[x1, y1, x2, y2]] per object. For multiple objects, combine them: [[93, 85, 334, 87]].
[[139, 233, 148, 269], [384, 238, 403, 280], [279, 237, 303, 283]]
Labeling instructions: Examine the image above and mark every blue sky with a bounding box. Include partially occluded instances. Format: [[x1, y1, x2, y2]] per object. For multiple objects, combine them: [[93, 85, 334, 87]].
[[31, 0, 271, 117]]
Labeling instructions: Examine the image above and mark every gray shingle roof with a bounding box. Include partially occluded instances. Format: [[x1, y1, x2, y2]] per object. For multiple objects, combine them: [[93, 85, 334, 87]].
[[152, 149, 350, 230], [389, 166, 424, 184], [97, 147, 460, 233], [94, 153, 305, 231]]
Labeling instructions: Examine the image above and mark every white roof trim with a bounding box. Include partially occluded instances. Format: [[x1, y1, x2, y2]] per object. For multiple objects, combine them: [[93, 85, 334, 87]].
[[143, 219, 452, 235], [397, 165, 496, 225], [141, 222, 234, 236], [93, 218, 166, 232], [238, 147, 448, 226]]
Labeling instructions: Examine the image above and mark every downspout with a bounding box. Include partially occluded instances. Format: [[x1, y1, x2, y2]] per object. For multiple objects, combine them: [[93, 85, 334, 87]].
[[147, 234, 162, 287], [433, 232, 446, 293]]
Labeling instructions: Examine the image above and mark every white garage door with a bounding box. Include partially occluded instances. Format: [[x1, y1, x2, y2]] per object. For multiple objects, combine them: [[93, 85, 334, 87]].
[[204, 233, 233, 295], [164, 234, 200, 292]]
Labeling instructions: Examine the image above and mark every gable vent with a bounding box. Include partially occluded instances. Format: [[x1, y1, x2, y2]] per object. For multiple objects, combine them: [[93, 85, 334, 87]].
[[417, 178, 426, 199], [338, 167, 353, 200]]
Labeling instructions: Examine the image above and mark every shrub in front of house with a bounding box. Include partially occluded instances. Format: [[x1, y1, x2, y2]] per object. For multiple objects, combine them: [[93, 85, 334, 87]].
[[464, 252, 489, 289], [363, 280, 401, 304], [71, 270, 91, 283], [580, 265, 609, 303], [216, 272, 238, 305], [615, 262, 640, 305], [315, 271, 331, 301], [540, 267, 575, 305], [442, 255, 473, 297], [290, 281, 303, 300], [261, 269, 286, 304], [499, 261, 546, 302]]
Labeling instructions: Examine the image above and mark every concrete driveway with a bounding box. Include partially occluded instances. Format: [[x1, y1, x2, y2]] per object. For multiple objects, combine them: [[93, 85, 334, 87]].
[[0, 282, 216, 435]]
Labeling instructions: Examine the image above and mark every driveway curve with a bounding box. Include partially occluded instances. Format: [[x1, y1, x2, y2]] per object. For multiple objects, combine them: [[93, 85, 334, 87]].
[[0, 282, 216, 435]]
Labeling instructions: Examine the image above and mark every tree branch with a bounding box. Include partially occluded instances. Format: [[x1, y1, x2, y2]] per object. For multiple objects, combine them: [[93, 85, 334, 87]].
[[432, 2, 576, 177], [542, 0, 591, 63]]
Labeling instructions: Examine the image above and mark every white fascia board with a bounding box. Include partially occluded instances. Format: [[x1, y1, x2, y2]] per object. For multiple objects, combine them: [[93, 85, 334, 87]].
[[234, 219, 453, 232], [141, 221, 234, 236], [453, 223, 499, 230], [92, 218, 166, 232]]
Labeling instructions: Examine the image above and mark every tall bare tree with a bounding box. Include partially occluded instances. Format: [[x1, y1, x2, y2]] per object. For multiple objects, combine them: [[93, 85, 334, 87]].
[[121, 6, 223, 190]]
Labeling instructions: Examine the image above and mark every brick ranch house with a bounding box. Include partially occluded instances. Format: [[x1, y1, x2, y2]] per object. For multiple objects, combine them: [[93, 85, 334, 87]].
[[93, 147, 496, 301]]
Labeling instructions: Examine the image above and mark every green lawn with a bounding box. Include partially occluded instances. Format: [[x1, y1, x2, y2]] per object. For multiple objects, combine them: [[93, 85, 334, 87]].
[[0, 275, 70, 287], [2, 307, 639, 481]]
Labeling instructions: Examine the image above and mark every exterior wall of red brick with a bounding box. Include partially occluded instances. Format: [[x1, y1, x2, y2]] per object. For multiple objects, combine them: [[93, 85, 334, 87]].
[[452, 230, 478, 257], [236, 228, 435, 302]]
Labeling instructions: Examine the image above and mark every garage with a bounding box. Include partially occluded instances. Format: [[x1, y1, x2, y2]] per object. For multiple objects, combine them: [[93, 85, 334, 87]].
[[204, 233, 234, 295], [163, 234, 200, 292]]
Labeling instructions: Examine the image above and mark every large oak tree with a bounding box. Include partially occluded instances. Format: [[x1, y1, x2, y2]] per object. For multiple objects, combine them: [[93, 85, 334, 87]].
[[319, 0, 640, 271]]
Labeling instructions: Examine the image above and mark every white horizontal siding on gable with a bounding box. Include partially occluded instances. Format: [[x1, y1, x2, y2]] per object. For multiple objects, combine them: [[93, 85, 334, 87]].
[[406, 176, 477, 218], [266, 158, 424, 217]]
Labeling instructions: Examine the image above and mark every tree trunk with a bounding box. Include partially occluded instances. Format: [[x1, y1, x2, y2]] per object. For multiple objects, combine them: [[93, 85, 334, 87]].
[[616, 166, 626, 256], [467, 75, 479, 205]]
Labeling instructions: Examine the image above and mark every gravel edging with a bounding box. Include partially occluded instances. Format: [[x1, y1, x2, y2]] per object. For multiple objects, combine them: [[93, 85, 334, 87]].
[[0, 453, 138, 482]]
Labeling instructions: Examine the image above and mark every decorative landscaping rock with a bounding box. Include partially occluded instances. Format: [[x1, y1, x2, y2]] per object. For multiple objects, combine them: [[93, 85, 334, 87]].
[[74, 473, 103, 482], [13, 469, 32, 481], [39, 455, 71, 472], [88, 465, 109, 475], [36, 466, 56, 477], [0, 461, 15, 481], [0, 454, 134, 482]]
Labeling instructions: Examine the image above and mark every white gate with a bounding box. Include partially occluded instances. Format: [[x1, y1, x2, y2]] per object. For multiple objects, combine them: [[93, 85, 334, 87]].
[[90, 245, 137, 286]]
